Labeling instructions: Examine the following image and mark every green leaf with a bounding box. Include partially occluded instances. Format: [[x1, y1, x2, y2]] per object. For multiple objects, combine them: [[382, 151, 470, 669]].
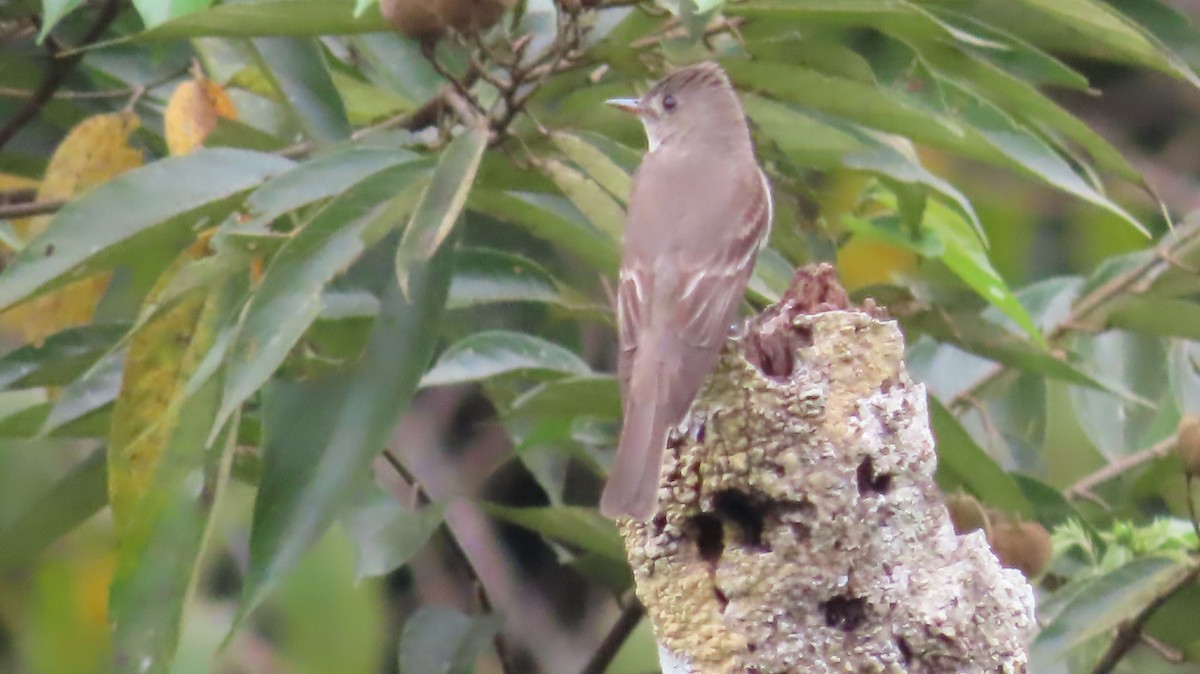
[[397, 605, 501, 674], [935, 79, 1148, 236], [848, 204, 1041, 342], [240, 231, 454, 622], [133, 0, 214, 27], [0, 323, 127, 388], [928, 397, 1031, 516], [550, 132, 633, 203], [1032, 556, 1199, 664], [219, 167, 425, 434], [508, 375, 621, 423], [396, 126, 489, 296], [448, 248, 570, 310], [841, 137, 984, 243], [726, 60, 969, 155], [0, 448, 106, 570], [342, 488, 445, 579], [913, 42, 1140, 182], [1106, 298, 1200, 340], [1069, 331, 1167, 459], [132, 0, 389, 39], [108, 277, 243, 674], [37, 0, 84, 40], [537, 157, 626, 241], [1011, 0, 1199, 86], [481, 503, 625, 562], [725, 0, 1004, 47], [421, 330, 591, 388], [253, 37, 352, 146], [1168, 340, 1200, 416], [469, 190, 619, 272], [41, 348, 123, 434], [0, 149, 293, 314], [227, 147, 419, 234]]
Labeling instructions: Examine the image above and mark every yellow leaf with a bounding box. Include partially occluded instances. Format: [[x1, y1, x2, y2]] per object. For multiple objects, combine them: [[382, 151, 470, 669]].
[[836, 235, 919, 291], [0, 112, 143, 345], [164, 77, 237, 156]]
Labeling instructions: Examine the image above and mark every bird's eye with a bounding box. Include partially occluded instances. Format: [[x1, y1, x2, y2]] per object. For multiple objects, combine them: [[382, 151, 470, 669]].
[[662, 94, 677, 111]]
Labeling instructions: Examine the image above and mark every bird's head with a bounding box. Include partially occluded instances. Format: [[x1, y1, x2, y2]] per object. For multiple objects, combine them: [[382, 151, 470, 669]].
[[606, 61, 746, 152]]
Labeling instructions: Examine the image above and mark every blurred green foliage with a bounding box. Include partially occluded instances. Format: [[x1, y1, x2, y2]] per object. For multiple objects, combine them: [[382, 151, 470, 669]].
[[2, 0, 1200, 673]]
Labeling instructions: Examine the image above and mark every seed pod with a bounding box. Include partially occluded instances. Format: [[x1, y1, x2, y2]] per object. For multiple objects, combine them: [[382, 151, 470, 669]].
[[945, 493, 987, 535], [988, 521, 1052, 579], [380, 0, 445, 45], [1176, 415, 1200, 477]]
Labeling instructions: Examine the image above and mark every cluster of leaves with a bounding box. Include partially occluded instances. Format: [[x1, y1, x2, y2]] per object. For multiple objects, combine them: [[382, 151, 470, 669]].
[[3, 0, 1200, 673]]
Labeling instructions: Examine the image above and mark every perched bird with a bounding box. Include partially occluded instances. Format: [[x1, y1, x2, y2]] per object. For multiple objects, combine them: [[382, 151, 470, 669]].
[[601, 62, 773, 520]]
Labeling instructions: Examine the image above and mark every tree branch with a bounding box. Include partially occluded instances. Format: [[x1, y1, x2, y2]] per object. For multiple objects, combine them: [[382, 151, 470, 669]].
[[0, 0, 124, 153], [0, 199, 67, 220], [1065, 436, 1175, 503]]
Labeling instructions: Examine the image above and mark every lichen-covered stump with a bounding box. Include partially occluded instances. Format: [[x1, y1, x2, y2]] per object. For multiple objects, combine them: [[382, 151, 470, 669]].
[[619, 265, 1034, 674]]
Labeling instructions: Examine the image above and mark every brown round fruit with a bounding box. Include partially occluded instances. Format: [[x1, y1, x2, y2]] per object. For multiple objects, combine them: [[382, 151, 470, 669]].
[[1176, 415, 1200, 477], [988, 521, 1052, 579], [380, 0, 445, 44]]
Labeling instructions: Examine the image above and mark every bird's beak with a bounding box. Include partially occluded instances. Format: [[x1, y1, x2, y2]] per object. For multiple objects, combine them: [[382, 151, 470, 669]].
[[605, 98, 642, 115]]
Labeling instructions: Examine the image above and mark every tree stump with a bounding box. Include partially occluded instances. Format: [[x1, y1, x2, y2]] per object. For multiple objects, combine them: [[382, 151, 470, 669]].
[[619, 264, 1034, 674]]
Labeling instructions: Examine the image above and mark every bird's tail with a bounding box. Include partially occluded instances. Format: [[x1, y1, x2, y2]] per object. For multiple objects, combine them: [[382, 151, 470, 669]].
[[600, 355, 672, 520]]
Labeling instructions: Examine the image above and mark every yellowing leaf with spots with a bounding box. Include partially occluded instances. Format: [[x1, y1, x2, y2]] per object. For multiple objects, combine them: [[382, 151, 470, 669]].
[[106, 241, 212, 539], [0, 111, 143, 345], [164, 77, 237, 156]]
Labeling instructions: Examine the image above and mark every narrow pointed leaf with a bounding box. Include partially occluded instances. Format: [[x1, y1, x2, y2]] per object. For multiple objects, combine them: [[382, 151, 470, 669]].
[[421, 330, 591, 388], [0, 149, 292, 313], [928, 397, 1031, 516], [253, 37, 352, 146], [481, 503, 625, 562], [396, 126, 488, 295], [448, 248, 568, 310], [538, 157, 626, 241], [0, 448, 107, 570], [550, 132, 632, 203], [469, 190, 618, 272], [241, 232, 454, 621], [218, 167, 425, 432]]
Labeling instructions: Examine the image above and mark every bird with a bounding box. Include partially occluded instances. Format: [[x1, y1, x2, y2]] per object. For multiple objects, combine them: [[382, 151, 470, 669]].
[[601, 62, 774, 520]]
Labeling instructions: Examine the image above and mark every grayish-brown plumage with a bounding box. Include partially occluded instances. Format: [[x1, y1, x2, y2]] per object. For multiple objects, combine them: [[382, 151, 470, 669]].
[[601, 62, 773, 520]]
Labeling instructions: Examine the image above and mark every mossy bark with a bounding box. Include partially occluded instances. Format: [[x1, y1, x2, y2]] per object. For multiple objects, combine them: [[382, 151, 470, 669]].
[[619, 265, 1034, 674]]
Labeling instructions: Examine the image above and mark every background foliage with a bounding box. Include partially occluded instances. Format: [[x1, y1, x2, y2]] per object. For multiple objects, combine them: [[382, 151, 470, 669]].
[[2, 0, 1200, 672]]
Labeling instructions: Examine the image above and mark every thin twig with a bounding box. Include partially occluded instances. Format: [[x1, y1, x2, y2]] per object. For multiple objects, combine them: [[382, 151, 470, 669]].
[[0, 188, 36, 204], [0, 199, 67, 220], [0, 66, 184, 101], [1065, 436, 1175, 501], [579, 596, 645, 674], [1089, 562, 1200, 674], [0, 0, 124, 152]]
